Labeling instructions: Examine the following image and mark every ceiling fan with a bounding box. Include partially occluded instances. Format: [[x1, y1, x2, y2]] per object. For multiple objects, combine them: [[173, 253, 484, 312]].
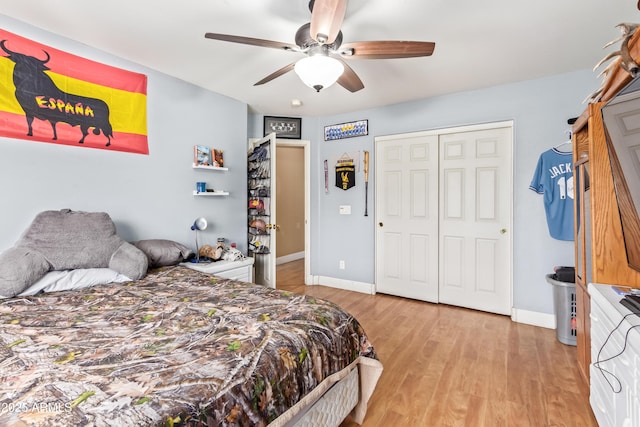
[[204, 0, 436, 93]]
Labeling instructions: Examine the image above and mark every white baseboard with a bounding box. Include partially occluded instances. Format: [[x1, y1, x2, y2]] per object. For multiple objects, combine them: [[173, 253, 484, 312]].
[[310, 275, 375, 295], [307, 278, 555, 328], [276, 251, 305, 265], [511, 308, 556, 329]]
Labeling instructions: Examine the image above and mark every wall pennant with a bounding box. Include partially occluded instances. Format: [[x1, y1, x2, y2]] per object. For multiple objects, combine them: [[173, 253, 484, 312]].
[[335, 155, 356, 190], [0, 29, 148, 154]]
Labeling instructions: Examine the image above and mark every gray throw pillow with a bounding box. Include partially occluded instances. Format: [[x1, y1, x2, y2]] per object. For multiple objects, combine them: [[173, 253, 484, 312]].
[[132, 239, 194, 268], [0, 247, 51, 297]]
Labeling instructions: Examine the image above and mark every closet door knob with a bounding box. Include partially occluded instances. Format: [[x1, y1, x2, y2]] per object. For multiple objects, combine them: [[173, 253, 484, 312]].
[[379, 222, 384, 227], [500, 228, 507, 234]]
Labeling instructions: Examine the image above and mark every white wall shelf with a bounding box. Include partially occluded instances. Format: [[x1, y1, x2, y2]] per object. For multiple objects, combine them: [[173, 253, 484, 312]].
[[193, 190, 229, 196], [193, 161, 228, 195], [193, 164, 228, 171]]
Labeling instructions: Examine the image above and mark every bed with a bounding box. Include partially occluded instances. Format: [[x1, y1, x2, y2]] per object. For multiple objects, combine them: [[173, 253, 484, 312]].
[[0, 265, 383, 426]]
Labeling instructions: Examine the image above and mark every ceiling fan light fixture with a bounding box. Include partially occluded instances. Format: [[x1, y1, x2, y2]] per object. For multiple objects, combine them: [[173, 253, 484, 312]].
[[294, 55, 344, 92]]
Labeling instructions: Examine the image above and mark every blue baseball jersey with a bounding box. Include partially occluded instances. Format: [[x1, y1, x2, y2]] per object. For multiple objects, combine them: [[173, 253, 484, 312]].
[[529, 148, 574, 241]]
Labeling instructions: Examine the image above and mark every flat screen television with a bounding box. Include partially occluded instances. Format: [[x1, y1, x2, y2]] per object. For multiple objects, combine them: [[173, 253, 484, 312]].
[[601, 74, 640, 272]]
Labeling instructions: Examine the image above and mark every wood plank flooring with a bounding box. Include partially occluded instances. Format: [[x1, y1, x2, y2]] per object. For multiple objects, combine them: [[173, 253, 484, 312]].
[[276, 259, 597, 427]]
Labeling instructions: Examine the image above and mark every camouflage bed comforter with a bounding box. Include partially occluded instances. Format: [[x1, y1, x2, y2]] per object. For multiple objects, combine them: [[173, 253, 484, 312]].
[[0, 265, 380, 426]]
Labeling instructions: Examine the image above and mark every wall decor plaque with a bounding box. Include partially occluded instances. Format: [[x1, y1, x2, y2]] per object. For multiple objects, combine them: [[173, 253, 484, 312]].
[[324, 120, 368, 141], [263, 116, 302, 139]]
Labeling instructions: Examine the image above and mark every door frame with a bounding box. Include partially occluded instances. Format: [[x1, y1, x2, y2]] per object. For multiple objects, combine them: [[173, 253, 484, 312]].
[[275, 138, 311, 285], [374, 120, 514, 311]]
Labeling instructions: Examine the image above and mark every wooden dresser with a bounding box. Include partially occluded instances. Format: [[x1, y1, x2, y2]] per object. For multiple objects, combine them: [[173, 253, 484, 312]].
[[572, 29, 640, 385]]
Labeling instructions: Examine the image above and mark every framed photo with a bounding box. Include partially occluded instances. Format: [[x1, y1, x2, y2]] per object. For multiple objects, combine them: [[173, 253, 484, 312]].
[[264, 116, 302, 139]]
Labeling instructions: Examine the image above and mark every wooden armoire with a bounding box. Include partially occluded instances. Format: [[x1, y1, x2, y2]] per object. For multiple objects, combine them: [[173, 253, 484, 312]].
[[572, 29, 640, 384]]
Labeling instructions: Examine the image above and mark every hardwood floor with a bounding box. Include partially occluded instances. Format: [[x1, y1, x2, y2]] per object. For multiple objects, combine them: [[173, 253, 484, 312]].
[[276, 259, 597, 427]]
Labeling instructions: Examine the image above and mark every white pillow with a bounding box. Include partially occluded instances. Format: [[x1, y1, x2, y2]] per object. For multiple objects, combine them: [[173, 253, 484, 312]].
[[14, 268, 131, 296]]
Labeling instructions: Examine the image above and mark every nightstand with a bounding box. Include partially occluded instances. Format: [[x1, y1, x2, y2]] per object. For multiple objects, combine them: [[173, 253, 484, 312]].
[[182, 258, 254, 282]]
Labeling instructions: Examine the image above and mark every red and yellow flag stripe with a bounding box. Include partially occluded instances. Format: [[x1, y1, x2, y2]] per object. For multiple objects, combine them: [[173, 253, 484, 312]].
[[0, 29, 148, 154]]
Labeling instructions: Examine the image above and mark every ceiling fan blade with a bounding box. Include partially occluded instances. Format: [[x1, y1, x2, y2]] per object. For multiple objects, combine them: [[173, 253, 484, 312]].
[[335, 59, 364, 92], [339, 41, 436, 59], [310, 0, 347, 44], [254, 63, 296, 86], [205, 33, 299, 52]]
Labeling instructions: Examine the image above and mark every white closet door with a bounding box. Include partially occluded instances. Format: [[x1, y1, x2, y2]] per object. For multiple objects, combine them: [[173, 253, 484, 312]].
[[438, 126, 512, 315], [374, 122, 513, 316], [375, 133, 439, 302]]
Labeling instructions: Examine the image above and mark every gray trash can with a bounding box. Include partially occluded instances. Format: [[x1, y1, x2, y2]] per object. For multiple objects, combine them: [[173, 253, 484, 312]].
[[545, 274, 577, 346]]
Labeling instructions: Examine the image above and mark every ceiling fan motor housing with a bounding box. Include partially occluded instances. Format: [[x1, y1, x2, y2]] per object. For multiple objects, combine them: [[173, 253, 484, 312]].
[[295, 23, 342, 50]]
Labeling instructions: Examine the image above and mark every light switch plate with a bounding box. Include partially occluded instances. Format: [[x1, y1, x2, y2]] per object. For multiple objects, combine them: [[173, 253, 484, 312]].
[[339, 205, 351, 215]]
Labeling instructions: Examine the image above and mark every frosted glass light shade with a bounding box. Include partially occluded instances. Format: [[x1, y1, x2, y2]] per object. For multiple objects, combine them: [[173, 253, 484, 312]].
[[294, 56, 344, 92]]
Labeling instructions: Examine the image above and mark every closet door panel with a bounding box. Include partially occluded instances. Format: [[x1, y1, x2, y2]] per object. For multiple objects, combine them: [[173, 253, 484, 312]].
[[375, 134, 439, 302], [439, 126, 512, 315]]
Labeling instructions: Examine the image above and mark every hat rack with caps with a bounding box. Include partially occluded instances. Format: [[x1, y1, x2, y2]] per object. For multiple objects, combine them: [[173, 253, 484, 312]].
[[247, 140, 276, 256]]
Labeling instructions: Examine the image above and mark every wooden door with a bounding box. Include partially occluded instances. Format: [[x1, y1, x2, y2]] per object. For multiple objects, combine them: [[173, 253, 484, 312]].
[[274, 139, 311, 285]]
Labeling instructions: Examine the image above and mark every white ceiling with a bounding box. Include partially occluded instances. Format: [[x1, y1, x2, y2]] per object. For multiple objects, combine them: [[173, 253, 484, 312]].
[[2, 0, 639, 117]]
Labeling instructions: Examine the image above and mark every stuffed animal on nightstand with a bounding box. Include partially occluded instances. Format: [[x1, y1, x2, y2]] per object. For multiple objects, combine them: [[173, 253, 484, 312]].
[[198, 242, 224, 261]]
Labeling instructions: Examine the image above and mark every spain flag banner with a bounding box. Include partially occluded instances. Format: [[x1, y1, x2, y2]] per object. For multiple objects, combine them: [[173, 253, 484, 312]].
[[0, 29, 148, 154]]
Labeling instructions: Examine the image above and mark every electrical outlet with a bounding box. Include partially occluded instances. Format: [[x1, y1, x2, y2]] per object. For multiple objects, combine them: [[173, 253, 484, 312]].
[[339, 260, 345, 270]]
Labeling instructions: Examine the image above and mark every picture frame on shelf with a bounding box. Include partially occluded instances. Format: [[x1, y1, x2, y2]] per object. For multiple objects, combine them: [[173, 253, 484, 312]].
[[263, 116, 302, 139], [194, 145, 212, 166], [213, 148, 224, 167]]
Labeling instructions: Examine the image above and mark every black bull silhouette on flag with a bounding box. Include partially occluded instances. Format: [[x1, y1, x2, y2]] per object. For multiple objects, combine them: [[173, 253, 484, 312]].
[[0, 40, 114, 146]]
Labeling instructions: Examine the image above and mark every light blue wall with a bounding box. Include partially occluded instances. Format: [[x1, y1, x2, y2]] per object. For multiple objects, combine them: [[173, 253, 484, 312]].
[[0, 16, 249, 254], [1, 15, 601, 316], [252, 69, 599, 315]]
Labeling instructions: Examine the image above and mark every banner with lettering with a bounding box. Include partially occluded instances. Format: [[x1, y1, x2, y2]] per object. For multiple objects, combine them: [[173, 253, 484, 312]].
[[335, 156, 356, 190], [0, 29, 148, 154]]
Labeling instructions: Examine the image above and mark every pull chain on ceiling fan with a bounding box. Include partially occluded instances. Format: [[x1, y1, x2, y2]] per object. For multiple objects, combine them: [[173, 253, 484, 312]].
[[204, 0, 436, 92]]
